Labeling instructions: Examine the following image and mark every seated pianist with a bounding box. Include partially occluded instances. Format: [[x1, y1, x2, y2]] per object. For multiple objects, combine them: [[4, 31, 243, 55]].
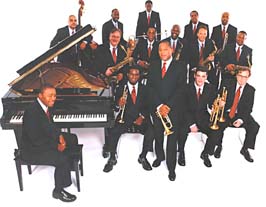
[[21, 84, 79, 202], [103, 65, 154, 172]]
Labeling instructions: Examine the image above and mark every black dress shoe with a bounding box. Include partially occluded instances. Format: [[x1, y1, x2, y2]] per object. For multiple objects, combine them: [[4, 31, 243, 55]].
[[138, 157, 152, 171], [152, 159, 161, 167], [200, 153, 212, 167], [178, 151, 186, 166], [52, 189, 77, 202], [240, 148, 254, 162], [103, 158, 117, 172], [168, 171, 176, 181], [214, 146, 222, 158]]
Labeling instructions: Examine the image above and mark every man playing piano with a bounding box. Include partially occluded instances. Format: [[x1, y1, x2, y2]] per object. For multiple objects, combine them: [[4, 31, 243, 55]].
[[21, 84, 78, 202]]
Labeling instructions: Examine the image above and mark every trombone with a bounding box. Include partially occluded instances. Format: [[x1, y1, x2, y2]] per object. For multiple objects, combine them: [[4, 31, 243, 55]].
[[155, 110, 174, 136], [209, 87, 227, 130], [118, 85, 128, 123]]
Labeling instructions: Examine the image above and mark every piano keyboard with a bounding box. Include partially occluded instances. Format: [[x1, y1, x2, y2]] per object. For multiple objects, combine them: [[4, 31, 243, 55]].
[[10, 113, 107, 124]]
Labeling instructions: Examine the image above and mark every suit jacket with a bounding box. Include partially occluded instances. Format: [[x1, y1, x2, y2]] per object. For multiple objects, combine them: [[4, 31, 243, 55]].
[[132, 38, 159, 63], [21, 100, 61, 155], [102, 19, 127, 46], [183, 82, 216, 128], [163, 37, 189, 63], [115, 83, 149, 126], [221, 79, 255, 124], [188, 38, 216, 70], [50, 24, 93, 67], [147, 59, 187, 123], [94, 43, 127, 76], [136, 10, 161, 40], [183, 21, 209, 43], [211, 24, 237, 50], [220, 43, 253, 69]]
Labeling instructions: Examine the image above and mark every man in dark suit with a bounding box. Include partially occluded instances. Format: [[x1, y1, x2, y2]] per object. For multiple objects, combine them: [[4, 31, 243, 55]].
[[133, 27, 159, 82], [103, 65, 153, 172], [50, 15, 95, 70], [147, 41, 187, 181], [136, 0, 161, 40], [179, 66, 220, 167], [21, 84, 78, 202], [102, 8, 127, 47], [162, 24, 189, 64], [188, 26, 217, 86], [220, 31, 252, 85], [183, 10, 209, 44], [213, 68, 259, 162], [211, 12, 237, 52]]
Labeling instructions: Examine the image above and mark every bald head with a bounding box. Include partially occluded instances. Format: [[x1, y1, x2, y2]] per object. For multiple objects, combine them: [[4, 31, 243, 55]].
[[221, 12, 230, 25]]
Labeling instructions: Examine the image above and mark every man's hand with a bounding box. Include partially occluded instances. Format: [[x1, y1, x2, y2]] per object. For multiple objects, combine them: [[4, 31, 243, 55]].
[[89, 41, 98, 50], [226, 64, 235, 71], [233, 119, 242, 128], [105, 67, 113, 76], [79, 41, 87, 50], [58, 135, 66, 152], [190, 125, 199, 133], [159, 104, 170, 118], [134, 116, 144, 126]]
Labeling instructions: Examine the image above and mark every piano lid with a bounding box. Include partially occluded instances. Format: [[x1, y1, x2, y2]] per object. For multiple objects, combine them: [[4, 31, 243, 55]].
[[9, 24, 96, 87]]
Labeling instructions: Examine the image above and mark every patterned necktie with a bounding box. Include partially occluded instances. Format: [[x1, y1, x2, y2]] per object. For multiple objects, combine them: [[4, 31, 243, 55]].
[[193, 24, 197, 34], [161, 61, 167, 78], [131, 86, 136, 104], [197, 88, 201, 102], [229, 86, 241, 119], [112, 47, 117, 64], [236, 46, 240, 62], [199, 43, 204, 65], [172, 41, 176, 52], [222, 26, 226, 39], [46, 109, 50, 122]]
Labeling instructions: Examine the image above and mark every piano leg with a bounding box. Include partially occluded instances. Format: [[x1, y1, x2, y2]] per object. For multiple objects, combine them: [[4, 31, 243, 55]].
[[13, 126, 23, 149]]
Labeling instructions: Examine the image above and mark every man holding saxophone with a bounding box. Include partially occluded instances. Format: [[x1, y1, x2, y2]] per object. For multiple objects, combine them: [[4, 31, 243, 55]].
[[103, 65, 153, 172], [147, 41, 187, 181]]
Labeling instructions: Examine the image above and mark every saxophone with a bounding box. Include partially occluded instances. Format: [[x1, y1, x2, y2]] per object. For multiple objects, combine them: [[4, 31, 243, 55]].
[[200, 40, 217, 70], [173, 40, 183, 61]]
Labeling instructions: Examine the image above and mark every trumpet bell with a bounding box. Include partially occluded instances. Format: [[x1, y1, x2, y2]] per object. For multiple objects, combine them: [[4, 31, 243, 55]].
[[165, 128, 174, 136], [210, 124, 219, 130], [218, 117, 226, 123]]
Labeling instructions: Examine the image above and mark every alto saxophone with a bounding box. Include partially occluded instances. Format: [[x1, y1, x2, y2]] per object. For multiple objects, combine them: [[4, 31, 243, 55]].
[[200, 40, 217, 70], [173, 40, 183, 61]]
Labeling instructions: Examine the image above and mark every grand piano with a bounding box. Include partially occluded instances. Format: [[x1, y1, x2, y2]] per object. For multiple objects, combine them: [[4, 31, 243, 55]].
[[0, 24, 115, 148]]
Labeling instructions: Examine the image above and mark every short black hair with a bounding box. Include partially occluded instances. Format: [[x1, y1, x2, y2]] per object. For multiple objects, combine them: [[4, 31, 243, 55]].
[[195, 65, 209, 73], [127, 65, 142, 73], [145, 0, 153, 4], [40, 83, 55, 94]]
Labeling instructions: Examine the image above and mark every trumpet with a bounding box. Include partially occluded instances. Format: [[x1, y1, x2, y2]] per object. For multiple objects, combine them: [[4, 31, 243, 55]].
[[209, 87, 228, 130], [155, 110, 174, 136], [118, 85, 128, 123]]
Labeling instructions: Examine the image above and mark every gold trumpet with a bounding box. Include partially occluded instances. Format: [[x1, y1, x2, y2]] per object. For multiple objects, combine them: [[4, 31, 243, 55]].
[[209, 87, 228, 130], [118, 85, 128, 123], [155, 110, 174, 136]]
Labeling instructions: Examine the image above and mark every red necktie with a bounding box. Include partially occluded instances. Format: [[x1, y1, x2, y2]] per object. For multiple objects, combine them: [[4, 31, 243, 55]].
[[222, 26, 226, 39], [199, 43, 204, 65], [197, 88, 201, 102], [193, 24, 197, 34], [147, 14, 151, 25], [148, 44, 152, 58], [46, 109, 51, 122], [161, 62, 167, 78], [112, 47, 117, 64], [229, 86, 241, 119], [236, 46, 240, 62], [131, 86, 136, 104]]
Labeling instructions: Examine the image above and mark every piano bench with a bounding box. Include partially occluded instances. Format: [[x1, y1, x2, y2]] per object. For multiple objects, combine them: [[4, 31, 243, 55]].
[[14, 144, 84, 192]]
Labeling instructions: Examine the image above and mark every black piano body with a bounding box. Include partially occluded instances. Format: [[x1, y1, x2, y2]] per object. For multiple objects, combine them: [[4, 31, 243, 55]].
[[0, 24, 115, 148]]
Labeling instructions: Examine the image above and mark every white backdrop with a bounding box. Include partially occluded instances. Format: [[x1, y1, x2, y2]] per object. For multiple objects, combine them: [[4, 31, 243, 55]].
[[0, 1, 265, 207]]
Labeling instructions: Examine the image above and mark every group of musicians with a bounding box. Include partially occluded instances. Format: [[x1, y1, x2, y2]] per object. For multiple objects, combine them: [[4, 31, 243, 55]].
[[20, 0, 260, 202]]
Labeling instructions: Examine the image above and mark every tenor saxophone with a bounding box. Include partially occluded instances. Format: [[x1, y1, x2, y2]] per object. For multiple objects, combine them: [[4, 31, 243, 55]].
[[200, 40, 217, 70], [173, 40, 183, 61]]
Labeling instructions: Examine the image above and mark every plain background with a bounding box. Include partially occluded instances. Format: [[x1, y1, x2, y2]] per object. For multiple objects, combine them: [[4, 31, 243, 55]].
[[0, 1, 265, 206]]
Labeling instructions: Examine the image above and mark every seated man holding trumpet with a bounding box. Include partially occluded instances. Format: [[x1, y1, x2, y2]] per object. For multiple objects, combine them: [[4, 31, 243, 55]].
[[179, 66, 221, 168], [103, 65, 154, 172], [214, 67, 260, 162]]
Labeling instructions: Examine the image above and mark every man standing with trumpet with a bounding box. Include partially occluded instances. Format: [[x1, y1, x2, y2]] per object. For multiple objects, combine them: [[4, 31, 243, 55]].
[[147, 41, 186, 181], [103, 65, 154, 172], [179, 66, 221, 167]]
